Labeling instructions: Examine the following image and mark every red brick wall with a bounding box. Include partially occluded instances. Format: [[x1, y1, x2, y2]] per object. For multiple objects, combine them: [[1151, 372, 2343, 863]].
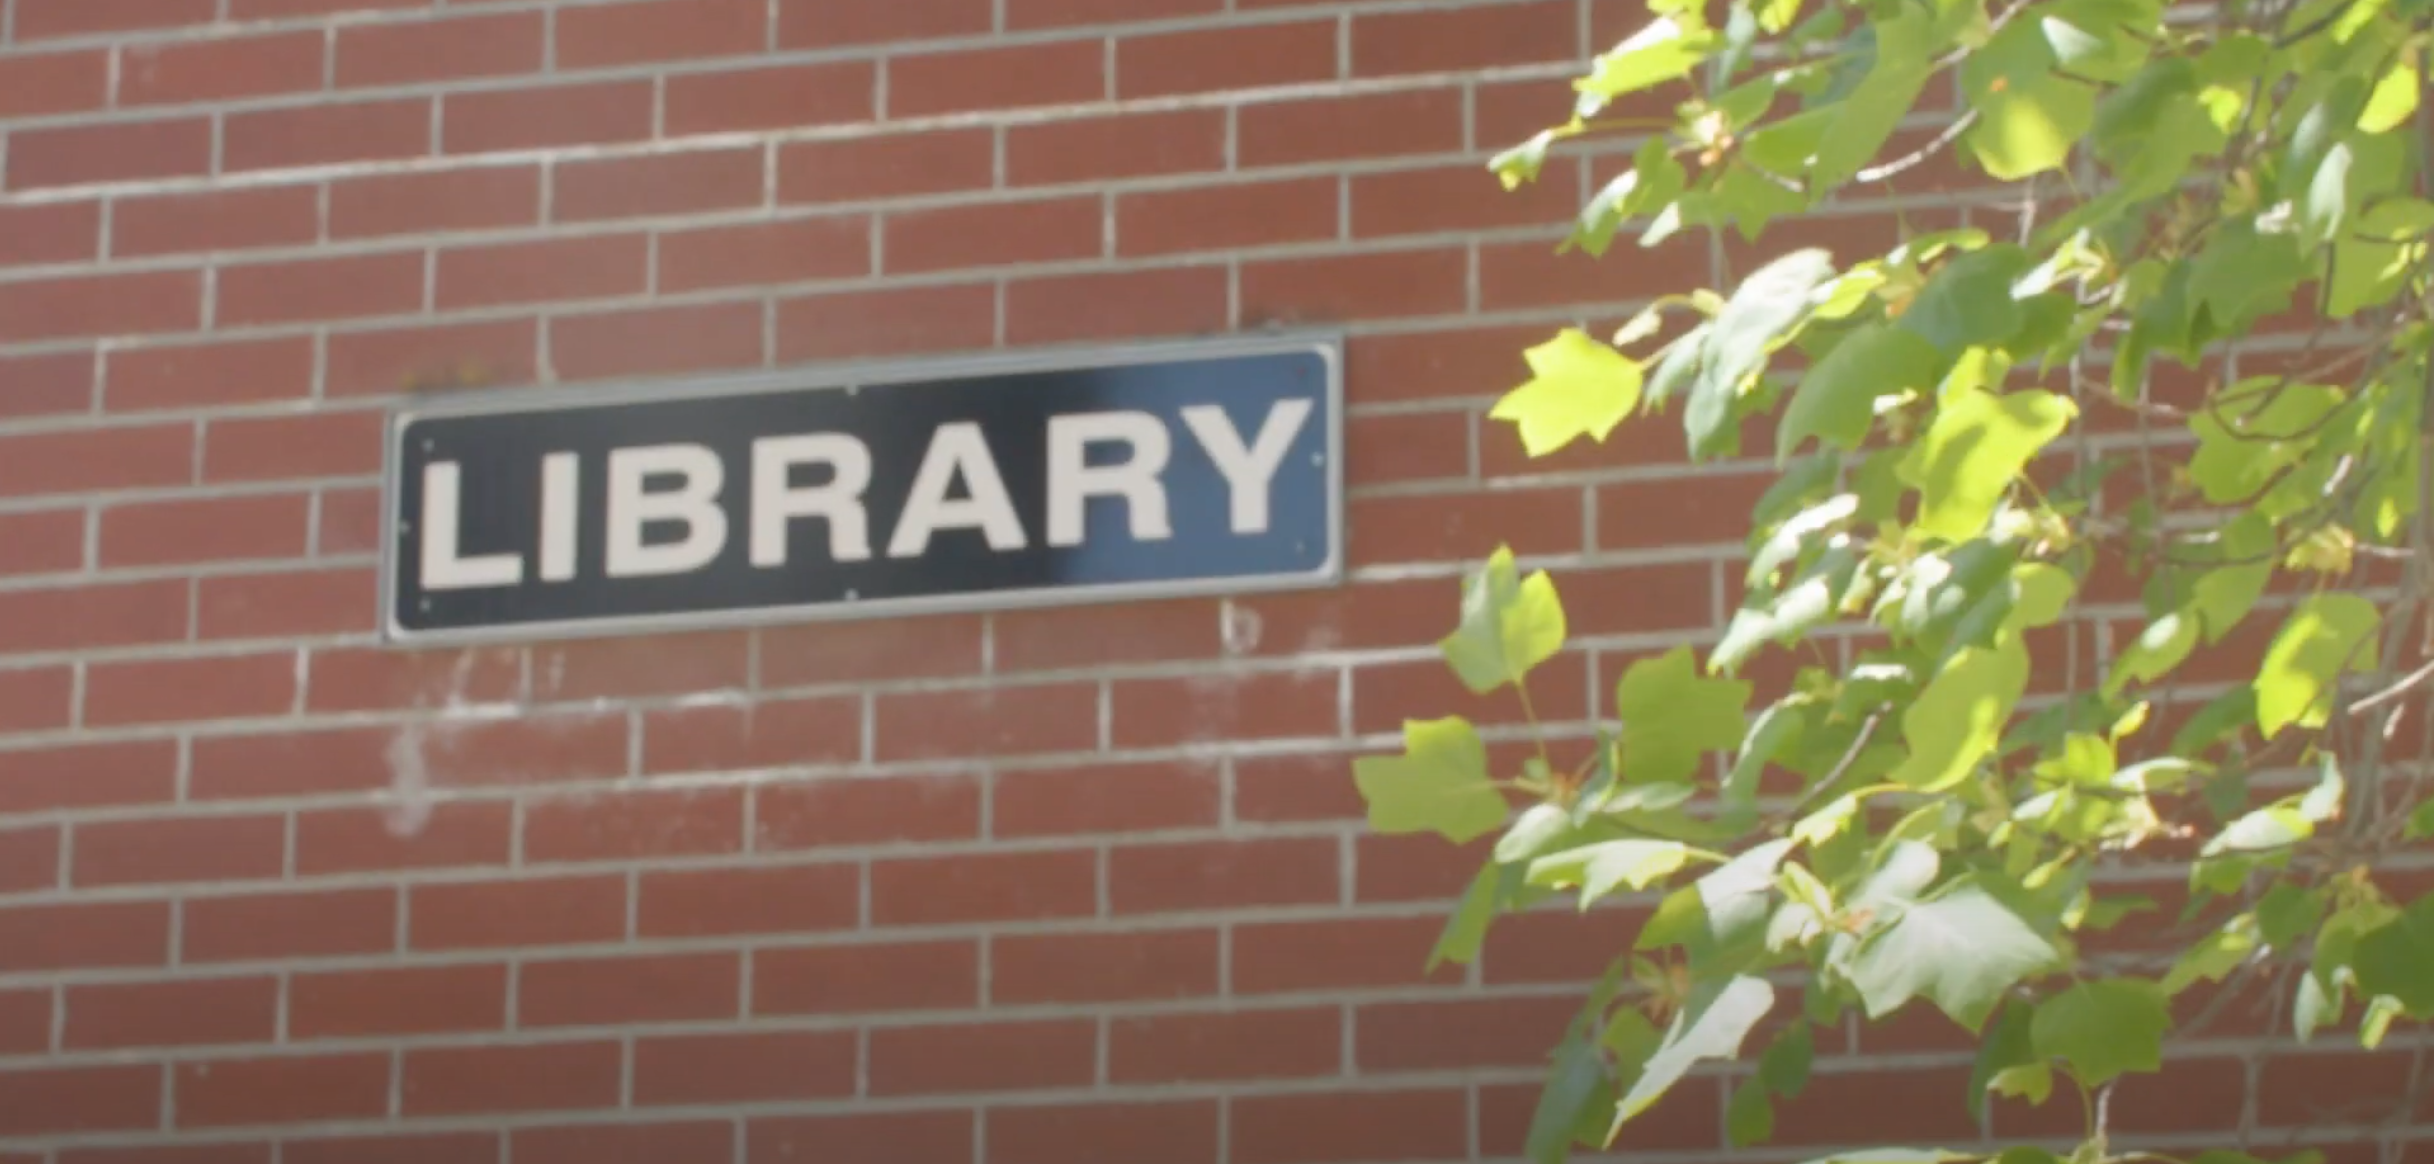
[[0, 0, 2423, 1161]]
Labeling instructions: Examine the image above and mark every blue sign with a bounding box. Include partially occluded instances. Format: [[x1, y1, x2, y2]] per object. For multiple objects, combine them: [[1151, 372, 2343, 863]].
[[379, 334, 1343, 645]]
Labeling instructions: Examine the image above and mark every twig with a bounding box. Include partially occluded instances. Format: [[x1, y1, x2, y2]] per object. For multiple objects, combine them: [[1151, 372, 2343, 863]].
[[1853, 109, 1981, 184], [2348, 661, 2436, 717]]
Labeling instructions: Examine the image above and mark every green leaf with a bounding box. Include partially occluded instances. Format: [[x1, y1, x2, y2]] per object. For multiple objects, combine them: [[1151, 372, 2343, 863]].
[[2188, 383, 2345, 504], [1847, 880, 2057, 1027], [2351, 896, 2432, 1017], [1429, 863, 1516, 970], [1492, 329, 1647, 457], [2030, 978, 2169, 1085], [1778, 324, 1945, 461], [1616, 975, 1775, 1123], [1528, 839, 1693, 907], [2105, 611, 2199, 696], [2163, 917, 2258, 995], [2303, 140, 2353, 244], [1726, 1076, 1774, 1147], [1903, 388, 2075, 542], [1898, 247, 2033, 358], [1577, 15, 1716, 114], [1617, 645, 1753, 784], [2330, 197, 2431, 316], [1795, 1150, 1978, 1164], [1966, 73, 2097, 179], [2254, 593, 2382, 737], [1888, 642, 2029, 791], [1496, 803, 1577, 865], [1715, 545, 1862, 674], [1353, 717, 1507, 843], [2205, 805, 2313, 856], [1688, 249, 1840, 458], [1440, 547, 1569, 695], [1968, 1001, 2044, 1118], [1490, 130, 1560, 191], [2259, 883, 2326, 946], [1639, 839, 1794, 968], [2192, 562, 2273, 645], [1812, 9, 1935, 190], [2359, 61, 2421, 131], [1528, 969, 1625, 1164]]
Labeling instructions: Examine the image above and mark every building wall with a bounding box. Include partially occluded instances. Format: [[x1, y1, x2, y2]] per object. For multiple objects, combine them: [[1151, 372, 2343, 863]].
[[0, 0, 2422, 1160]]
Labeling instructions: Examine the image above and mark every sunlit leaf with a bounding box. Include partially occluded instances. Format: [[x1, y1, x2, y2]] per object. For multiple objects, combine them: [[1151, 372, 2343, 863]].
[[1440, 546, 1569, 694], [1617, 645, 1753, 784], [1353, 717, 1507, 843], [1492, 329, 1646, 458], [2254, 592, 2381, 736]]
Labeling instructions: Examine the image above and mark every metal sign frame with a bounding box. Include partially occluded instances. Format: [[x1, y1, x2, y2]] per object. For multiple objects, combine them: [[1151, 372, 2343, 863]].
[[377, 330, 1346, 648]]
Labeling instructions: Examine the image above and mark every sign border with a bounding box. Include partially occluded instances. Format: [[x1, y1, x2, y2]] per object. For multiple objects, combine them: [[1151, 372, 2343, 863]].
[[377, 330, 1347, 648]]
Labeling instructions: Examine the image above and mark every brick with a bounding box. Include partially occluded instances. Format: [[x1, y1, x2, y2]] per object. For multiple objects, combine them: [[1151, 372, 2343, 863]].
[[990, 1101, 1221, 1164], [189, 723, 389, 800], [401, 1043, 621, 1117], [640, 695, 863, 773], [64, 976, 277, 1050], [557, 0, 763, 66], [197, 568, 378, 639], [519, 952, 741, 1027], [0, 1066, 162, 1137], [1356, 652, 1590, 738], [1006, 109, 1228, 185], [1352, 1, 1579, 73], [328, 318, 539, 399], [777, 0, 989, 45], [443, 82, 654, 153], [0, 48, 108, 117], [0, 578, 187, 653], [206, 412, 373, 482], [174, 1054, 389, 1128], [58, 1146, 273, 1164], [777, 128, 994, 203], [554, 148, 764, 222], [1117, 177, 1339, 257], [0, 201, 100, 266], [1111, 670, 1342, 747], [996, 597, 1221, 670], [523, 786, 746, 863], [0, 269, 200, 342], [1238, 89, 1465, 167], [337, 12, 542, 87], [776, 282, 996, 360], [118, 31, 323, 104], [1481, 905, 1651, 985], [993, 760, 1221, 837], [994, 928, 1220, 1004], [1010, 0, 1213, 25], [1355, 995, 1574, 1071], [1114, 20, 1338, 98], [0, 510, 84, 576], [408, 875, 628, 950], [218, 252, 423, 326], [1353, 160, 1583, 237], [15, 0, 213, 39], [0, 901, 168, 973], [106, 335, 313, 412], [181, 887, 397, 964], [872, 683, 1098, 761], [0, 825, 59, 896], [1345, 324, 1550, 402], [633, 1029, 858, 1106], [0, 667, 70, 735], [73, 814, 283, 889], [1236, 914, 1463, 993], [1597, 472, 1772, 550], [883, 196, 1103, 274], [1774, 1064, 1977, 1144], [0, 740, 177, 814], [747, 1112, 973, 1164], [637, 863, 860, 938], [512, 1123, 734, 1164], [84, 652, 297, 727], [284, 1134, 498, 1164], [868, 1020, 1095, 1094], [871, 850, 1098, 925], [890, 39, 1103, 116], [289, 964, 506, 1039], [752, 940, 979, 1014], [435, 235, 647, 309], [665, 60, 875, 134], [759, 612, 982, 685], [659, 215, 872, 292], [317, 486, 383, 552], [1005, 265, 1229, 344], [1112, 1006, 1342, 1082], [1355, 832, 1495, 902], [5, 117, 212, 190], [1478, 232, 1710, 311], [1231, 1089, 1471, 1164], [1480, 1074, 1716, 1154], [1243, 247, 1469, 323], [1111, 837, 1340, 914], [0, 350, 94, 418], [224, 99, 432, 172], [231, 0, 429, 14], [2258, 1050, 2428, 1128], [551, 300, 765, 382], [1349, 487, 1585, 567], [755, 774, 981, 849], [299, 800, 513, 878], [330, 168, 541, 239], [0, 986, 51, 1054], [1350, 410, 1472, 485]]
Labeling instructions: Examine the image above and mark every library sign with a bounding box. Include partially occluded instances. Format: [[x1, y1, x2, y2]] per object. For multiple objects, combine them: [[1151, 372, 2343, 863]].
[[378, 335, 1343, 645]]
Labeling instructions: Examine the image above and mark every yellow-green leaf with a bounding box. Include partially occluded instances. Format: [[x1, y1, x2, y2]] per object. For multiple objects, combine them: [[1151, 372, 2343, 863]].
[[2254, 593, 2382, 737], [1440, 546, 1568, 694], [1491, 329, 1646, 457], [1903, 388, 2077, 542], [1354, 717, 1507, 843], [1617, 645, 1753, 785], [2358, 62, 2422, 133], [1889, 641, 2029, 791]]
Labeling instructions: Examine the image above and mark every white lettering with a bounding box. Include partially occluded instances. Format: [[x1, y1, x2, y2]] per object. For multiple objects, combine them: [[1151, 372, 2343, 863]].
[[605, 444, 728, 577], [1180, 399, 1314, 535], [419, 461, 523, 590], [1046, 410, 1173, 548], [751, 433, 873, 567], [538, 451, 579, 583], [886, 422, 1026, 558]]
